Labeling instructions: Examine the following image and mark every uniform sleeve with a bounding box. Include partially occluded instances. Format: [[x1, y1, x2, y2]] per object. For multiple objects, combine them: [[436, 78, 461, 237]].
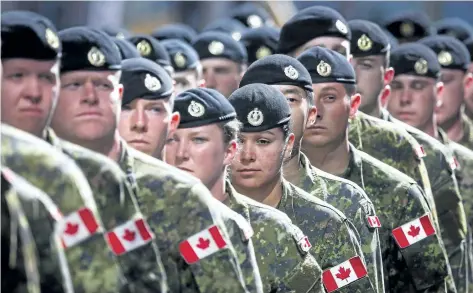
[[390, 184, 448, 291]]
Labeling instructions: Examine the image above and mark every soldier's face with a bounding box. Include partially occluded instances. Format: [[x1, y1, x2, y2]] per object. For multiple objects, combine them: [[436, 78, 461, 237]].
[[1, 59, 59, 138], [436, 69, 466, 127], [173, 69, 200, 95], [51, 70, 122, 145], [388, 74, 439, 132], [119, 97, 179, 160], [201, 58, 243, 97], [271, 84, 317, 148], [231, 128, 294, 192], [292, 36, 350, 59], [464, 63, 473, 115], [165, 123, 237, 190], [351, 56, 386, 114], [302, 83, 359, 148]]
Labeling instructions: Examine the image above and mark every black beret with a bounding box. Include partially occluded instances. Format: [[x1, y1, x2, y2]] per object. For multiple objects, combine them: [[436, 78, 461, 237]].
[[297, 46, 356, 85], [229, 3, 273, 28], [59, 27, 121, 73], [434, 18, 473, 42], [112, 38, 141, 60], [161, 39, 200, 72], [99, 26, 131, 39], [382, 29, 399, 50], [278, 6, 351, 55], [349, 19, 390, 57], [382, 11, 433, 40], [127, 35, 172, 73], [240, 54, 313, 92], [229, 83, 291, 132], [151, 24, 197, 45], [240, 27, 280, 64], [1, 10, 61, 60], [175, 88, 236, 128], [120, 57, 174, 106], [192, 31, 248, 64], [390, 43, 440, 79], [202, 18, 248, 42], [418, 35, 470, 71], [464, 37, 473, 62]]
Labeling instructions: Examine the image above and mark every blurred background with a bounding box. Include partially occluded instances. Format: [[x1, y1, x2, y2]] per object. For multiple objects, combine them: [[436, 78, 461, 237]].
[[2, 1, 472, 33]]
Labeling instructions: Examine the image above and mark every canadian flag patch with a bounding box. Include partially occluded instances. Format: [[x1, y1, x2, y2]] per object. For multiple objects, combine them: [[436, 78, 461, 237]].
[[414, 145, 427, 158], [179, 225, 227, 264], [59, 207, 99, 248], [106, 218, 154, 256], [367, 216, 381, 228], [392, 214, 435, 249], [322, 256, 368, 292], [297, 236, 312, 252]]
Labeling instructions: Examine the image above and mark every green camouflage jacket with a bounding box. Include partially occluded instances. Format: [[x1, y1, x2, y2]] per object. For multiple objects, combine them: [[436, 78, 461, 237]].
[[339, 144, 449, 292], [458, 114, 473, 150], [46, 129, 168, 293], [224, 181, 324, 292], [117, 139, 263, 293], [289, 152, 384, 293], [276, 179, 375, 293], [1, 124, 126, 293]]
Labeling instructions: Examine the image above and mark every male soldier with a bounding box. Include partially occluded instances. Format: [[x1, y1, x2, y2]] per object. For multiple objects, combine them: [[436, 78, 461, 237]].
[[239, 54, 385, 293], [50, 27, 264, 293], [113, 37, 141, 60], [381, 11, 433, 44], [278, 6, 351, 59], [387, 43, 469, 292], [161, 39, 204, 94], [202, 18, 248, 42], [418, 35, 473, 149], [229, 2, 274, 29], [168, 87, 325, 292], [128, 34, 174, 77], [229, 83, 376, 293], [298, 46, 451, 293], [192, 31, 248, 97], [240, 26, 280, 64], [117, 58, 178, 160], [151, 23, 197, 45]]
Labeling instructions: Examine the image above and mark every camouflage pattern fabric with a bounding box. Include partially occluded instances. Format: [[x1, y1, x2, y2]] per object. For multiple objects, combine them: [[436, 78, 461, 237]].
[[46, 129, 169, 293], [339, 144, 449, 292], [276, 179, 376, 293], [290, 152, 384, 293], [118, 140, 263, 293], [224, 181, 324, 292]]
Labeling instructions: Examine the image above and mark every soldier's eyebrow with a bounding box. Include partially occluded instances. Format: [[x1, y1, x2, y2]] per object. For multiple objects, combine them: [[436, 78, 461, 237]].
[[261, 130, 276, 136], [281, 88, 301, 96], [319, 86, 340, 94]]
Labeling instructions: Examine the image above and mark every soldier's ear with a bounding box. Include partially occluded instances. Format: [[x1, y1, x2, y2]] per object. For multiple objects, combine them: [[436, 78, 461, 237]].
[[223, 140, 238, 166], [464, 72, 473, 90], [384, 67, 394, 85], [436, 82, 444, 97], [283, 133, 295, 162], [349, 93, 361, 118]]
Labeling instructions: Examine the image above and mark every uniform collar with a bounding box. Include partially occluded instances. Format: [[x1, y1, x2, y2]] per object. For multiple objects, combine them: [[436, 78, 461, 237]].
[[43, 127, 61, 148]]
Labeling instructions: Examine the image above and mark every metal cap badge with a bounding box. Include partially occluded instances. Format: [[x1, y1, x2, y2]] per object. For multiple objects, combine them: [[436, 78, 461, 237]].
[[208, 41, 225, 55], [144, 74, 161, 92], [335, 20, 348, 35], [357, 34, 373, 51], [174, 52, 187, 68], [247, 14, 263, 28], [400, 22, 415, 37], [284, 65, 299, 80], [45, 28, 60, 49], [438, 51, 453, 66], [247, 108, 264, 126], [414, 58, 428, 75], [317, 61, 332, 77], [137, 40, 152, 57], [188, 100, 205, 117], [87, 47, 106, 67]]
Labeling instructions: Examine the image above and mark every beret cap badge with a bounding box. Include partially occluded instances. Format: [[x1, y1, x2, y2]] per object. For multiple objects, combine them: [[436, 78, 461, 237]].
[[256, 46, 272, 60], [414, 58, 428, 75], [45, 28, 60, 49], [400, 22, 415, 37], [137, 40, 152, 57], [208, 41, 225, 55], [284, 65, 299, 80], [144, 74, 162, 92], [174, 52, 187, 68], [188, 100, 205, 117], [247, 14, 263, 28], [438, 51, 453, 66], [247, 108, 264, 126], [87, 47, 106, 67], [357, 34, 373, 51], [335, 20, 348, 35], [232, 31, 242, 41], [317, 60, 332, 77]]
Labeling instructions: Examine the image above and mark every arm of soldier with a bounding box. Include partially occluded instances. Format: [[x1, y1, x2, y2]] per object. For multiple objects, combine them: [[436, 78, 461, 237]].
[[394, 183, 449, 291], [175, 183, 262, 293], [319, 217, 376, 293]]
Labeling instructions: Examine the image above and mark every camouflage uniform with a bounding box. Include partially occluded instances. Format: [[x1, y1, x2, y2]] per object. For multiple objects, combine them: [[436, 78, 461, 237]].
[[276, 179, 375, 293], [223, 181, 324, 292], [45, 129, 169, 293], [1, 124, 126, 293], [117, 140, 263, 293], [458, 114, 473, 150], [289, 152, 384, 293], [337, 144, 450, 292], [381, 114, 468, 293]]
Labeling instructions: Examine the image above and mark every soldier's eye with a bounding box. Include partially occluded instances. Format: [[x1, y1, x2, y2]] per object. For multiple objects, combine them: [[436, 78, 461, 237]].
[[256, 139, 271, 145], [192, 137, 207, 144]]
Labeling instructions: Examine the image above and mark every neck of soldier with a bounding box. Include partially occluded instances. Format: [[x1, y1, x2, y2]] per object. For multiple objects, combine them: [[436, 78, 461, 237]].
[[80, 130, 121, 162], [420, 115, 440, 139], [359, 101, 381, 119], [209, 170, 229, 203], [303, 131, 350, 176], [439, 112, 464, 142], [235, 175, 283, 208], [283, 142, 303, 184]]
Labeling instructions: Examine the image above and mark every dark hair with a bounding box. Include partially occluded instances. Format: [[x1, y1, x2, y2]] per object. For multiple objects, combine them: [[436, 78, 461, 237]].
[[304, 89, 314, 107], [218, 118, 241, 145], [344, 84, 357, 96]]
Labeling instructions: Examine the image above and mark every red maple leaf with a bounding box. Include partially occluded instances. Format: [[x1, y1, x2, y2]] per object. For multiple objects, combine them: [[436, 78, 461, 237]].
[[407, 225, 420, 237], [335, 266, 351, 281], [122, 229, 136, 242], [196, 237, 210, 250], [64, 222, 79, 235]]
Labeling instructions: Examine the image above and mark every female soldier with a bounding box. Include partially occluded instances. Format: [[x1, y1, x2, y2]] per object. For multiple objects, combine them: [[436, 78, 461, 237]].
[[165, 87, 324, 292]]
